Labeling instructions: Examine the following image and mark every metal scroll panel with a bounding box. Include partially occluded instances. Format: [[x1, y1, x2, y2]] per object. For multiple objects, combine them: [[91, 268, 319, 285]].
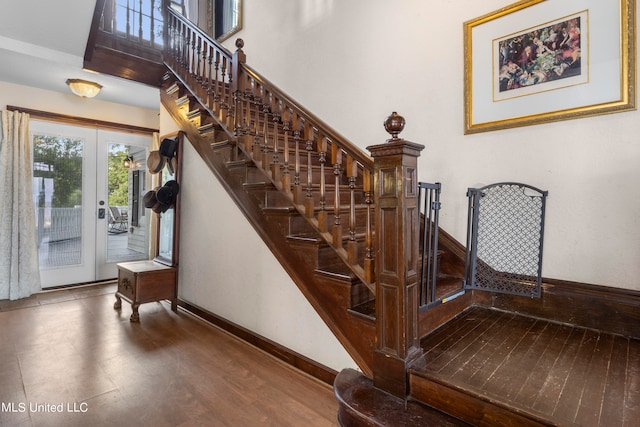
[[465, 183, 548, 298]]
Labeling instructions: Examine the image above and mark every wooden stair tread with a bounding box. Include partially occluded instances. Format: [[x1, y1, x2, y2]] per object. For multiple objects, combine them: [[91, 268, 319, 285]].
[[334, 368, 471, 427]]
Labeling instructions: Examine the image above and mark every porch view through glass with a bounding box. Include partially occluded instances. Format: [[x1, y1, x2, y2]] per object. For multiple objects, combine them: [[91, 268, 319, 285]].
[[33, 137, 148, 272], [33, 134, 84, 269], [106, 143, 147, 264]]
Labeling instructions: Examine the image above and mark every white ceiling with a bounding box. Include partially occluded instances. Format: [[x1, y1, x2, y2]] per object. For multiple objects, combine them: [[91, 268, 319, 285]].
[[0, 0, 160, 110]]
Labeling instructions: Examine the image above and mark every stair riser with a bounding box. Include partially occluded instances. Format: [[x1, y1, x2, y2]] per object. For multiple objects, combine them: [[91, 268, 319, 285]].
[[286, 239, 343, 270]]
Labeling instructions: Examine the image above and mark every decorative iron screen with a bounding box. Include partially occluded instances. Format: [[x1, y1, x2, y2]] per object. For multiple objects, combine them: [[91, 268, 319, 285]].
[[465, 183, 548, 297]]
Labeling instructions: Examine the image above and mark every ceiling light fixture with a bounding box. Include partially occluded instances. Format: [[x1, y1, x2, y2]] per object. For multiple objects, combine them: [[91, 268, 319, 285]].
[[66, 79, 103, 98]]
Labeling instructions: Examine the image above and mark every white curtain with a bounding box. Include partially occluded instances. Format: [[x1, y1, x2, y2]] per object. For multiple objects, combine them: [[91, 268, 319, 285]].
[[0, 110, 41, 300]]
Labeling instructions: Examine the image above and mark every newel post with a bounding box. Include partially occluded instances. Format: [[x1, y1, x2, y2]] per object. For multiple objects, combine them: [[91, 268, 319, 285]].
[[231, 38, 247, 135], [367, 112, 424, 398]]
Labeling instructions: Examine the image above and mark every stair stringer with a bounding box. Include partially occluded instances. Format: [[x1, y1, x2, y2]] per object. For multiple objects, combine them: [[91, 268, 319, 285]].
[[161, 80, 376, 377]]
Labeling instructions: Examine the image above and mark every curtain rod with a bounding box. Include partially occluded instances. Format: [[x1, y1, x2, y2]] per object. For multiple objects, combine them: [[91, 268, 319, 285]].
[[5, 105, 158, 135]]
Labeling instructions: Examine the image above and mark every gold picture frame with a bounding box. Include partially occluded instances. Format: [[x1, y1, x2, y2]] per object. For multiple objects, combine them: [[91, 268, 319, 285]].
[[463, 0, 636, 134]]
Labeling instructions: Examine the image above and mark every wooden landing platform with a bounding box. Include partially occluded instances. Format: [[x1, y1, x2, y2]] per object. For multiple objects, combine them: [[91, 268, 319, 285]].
[[409, 306, 640, 427]]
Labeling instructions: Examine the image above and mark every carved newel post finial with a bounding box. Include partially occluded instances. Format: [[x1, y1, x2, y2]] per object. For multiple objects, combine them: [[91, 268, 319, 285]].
[[235, 38, 244, 51], [384, 111, 405, 142]]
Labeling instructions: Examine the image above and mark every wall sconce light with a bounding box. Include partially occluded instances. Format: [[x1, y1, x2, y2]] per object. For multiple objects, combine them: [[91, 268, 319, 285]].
[[66, 79, 103, 98], [123, 156, 134, 169]]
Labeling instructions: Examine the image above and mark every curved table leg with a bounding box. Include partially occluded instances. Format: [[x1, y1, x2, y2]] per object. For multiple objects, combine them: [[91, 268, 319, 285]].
[[114, 294, 122, 310], [130, 303, 140, 322]]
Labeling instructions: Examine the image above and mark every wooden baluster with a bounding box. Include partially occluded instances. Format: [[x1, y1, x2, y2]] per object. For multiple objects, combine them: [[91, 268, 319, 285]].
[[238, 77, 252, 152], [293, 115, 303, 205], [176, 20, 183, 70], [169, 16, 175, 67], [332, 145, 343, 248], [260, 90, 271, 171], [304, 123, 315, 218], [185, 27, 191, 78], [229, 38, 246, 140], [317, 137, 328, 232], [252, 84, 263, 160], [219, 56, 228, 123], [261, 104, 270, 169], [247, 78, 259, 159], [226, 60, 234, 129], [166, 16, 174, 67], [195, 35, 203, 98], [363, 169, 374, 283], [182, 27, 189, 77], [189, 29, 197, 87], [193, 34, 200, 91], [206, 45, 214, 108], [281, 108, 292, 196], [346, 156, 358, 264], [177, 19, 184, 70], [244, 77, 253, 136], [271, 98, 282, 184], [243, 76, 252, 135], [213, 50, 220, 112]]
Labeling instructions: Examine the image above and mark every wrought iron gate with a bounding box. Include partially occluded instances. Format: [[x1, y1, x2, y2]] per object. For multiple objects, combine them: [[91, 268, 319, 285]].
[[464, 183, 548, 298], [418, 182, 441, 307]]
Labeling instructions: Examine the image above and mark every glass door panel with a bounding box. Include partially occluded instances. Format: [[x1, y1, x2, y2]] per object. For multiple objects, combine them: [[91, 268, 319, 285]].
[[95, 131, 151, 280], [31, 121, 97, 287]]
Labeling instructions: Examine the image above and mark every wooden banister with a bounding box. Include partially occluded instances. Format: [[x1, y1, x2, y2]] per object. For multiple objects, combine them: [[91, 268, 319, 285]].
[[166, 8, 378, 290]]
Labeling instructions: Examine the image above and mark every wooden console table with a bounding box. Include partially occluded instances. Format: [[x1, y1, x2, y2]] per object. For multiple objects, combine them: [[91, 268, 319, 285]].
[[114, 260, 177, 322]]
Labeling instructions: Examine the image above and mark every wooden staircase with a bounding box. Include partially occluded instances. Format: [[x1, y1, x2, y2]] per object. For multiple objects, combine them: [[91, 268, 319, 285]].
[[160, 68, 378, 375]]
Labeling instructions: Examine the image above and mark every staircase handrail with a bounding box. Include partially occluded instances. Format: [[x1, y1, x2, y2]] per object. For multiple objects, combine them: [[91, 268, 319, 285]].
[[238, 63, 374, 170]]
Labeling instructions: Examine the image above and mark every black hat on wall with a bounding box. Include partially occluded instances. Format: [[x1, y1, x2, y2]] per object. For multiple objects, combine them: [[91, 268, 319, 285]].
[[143, 180, 180, 214]]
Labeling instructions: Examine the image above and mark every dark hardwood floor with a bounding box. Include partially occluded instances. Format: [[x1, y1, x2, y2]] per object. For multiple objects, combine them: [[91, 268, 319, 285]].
[[0, 283, 339, 426], [411, 306, 640, 426]]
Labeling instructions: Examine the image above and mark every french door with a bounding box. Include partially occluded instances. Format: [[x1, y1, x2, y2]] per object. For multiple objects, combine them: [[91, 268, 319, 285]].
[[31, 120, 152, 288]]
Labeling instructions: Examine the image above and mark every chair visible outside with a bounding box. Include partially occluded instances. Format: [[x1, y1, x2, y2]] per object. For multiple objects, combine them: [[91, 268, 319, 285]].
[[108, 206, 128, 234]]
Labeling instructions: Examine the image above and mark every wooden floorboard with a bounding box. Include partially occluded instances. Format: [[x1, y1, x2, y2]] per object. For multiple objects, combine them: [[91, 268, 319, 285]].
[[412, 306, 640, 426], [0, 284, 339, 427]]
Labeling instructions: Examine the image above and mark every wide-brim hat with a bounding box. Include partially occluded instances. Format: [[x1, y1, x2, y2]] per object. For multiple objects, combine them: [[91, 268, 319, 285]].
[[143, 182, 178, 214], [156, 180, 179, 207], [159, 138, 178, 159], [143, 187, 160, 209], [147, 150, 165, 174]]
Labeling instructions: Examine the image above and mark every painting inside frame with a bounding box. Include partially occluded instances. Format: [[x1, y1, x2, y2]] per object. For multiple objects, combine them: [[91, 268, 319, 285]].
[[494, 11, 589, 101], [464, 0, 636, 134]]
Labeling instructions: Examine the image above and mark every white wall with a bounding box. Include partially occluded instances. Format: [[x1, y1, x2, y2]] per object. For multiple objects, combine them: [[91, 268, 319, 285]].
[[215, 0, 640, 291]]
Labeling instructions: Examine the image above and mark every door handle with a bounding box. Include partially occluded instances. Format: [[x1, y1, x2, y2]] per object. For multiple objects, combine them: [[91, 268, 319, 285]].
[[98, 208, 105, 219]]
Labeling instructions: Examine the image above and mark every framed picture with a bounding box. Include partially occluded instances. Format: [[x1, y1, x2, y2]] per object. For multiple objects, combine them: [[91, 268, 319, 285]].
[[463, 0, 636, 134]]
